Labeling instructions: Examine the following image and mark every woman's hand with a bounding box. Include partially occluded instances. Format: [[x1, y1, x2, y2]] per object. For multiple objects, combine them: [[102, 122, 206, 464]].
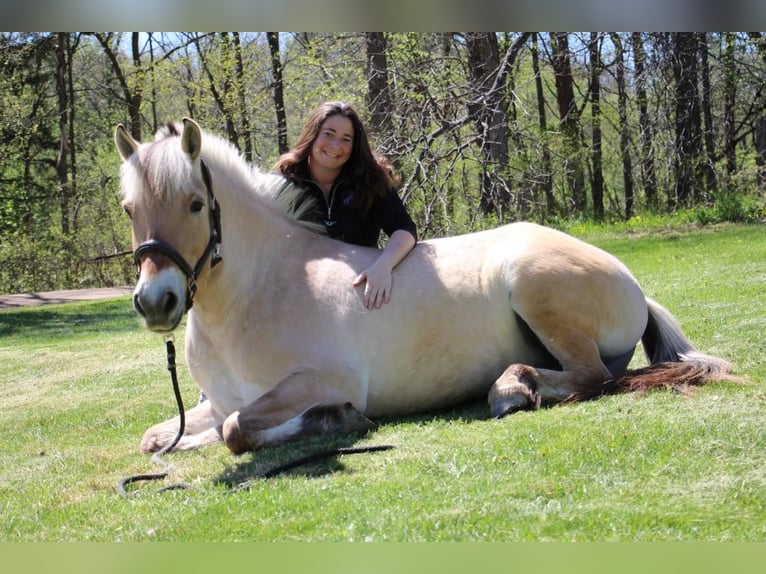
[[352, 230, 416, 310], [353, 261, 393, 309]]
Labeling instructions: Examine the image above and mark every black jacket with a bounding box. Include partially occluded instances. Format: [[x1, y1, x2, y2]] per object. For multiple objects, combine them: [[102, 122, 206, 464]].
[[293, 178, 417, 248]]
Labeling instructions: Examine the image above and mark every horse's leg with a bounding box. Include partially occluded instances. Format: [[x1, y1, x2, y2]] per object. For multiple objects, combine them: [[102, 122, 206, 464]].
[[140, 399, 225, 453], [221, 370, 373, 454], [489, 326, 615, 418]]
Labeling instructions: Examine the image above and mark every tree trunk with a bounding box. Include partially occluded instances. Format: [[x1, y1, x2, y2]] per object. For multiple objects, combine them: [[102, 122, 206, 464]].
[[723, 32, 737, 176], [192, 34, 239, 148], [671, 32, 703, 208], [148, 33, 159, 134], [218, 33, 238, 148], [612, 33, 634, 220], [94, 32, 143, 140], [589, 33, 604, 221], [267, 32, 288, 155], [365, 33, 393, 136], [55, 32, 70, 236], [698, 33, 718, 193], [465, 32, 510, 217], [67, 33, 79, 231], [756, 118, 766, 187], [531, 33, 555, 215], [129, 33, 143, 140], [747, 32, 766, 187], [233, 32, 254, 163], [550, 32, 586, 214], [630, 33, 658, 210]]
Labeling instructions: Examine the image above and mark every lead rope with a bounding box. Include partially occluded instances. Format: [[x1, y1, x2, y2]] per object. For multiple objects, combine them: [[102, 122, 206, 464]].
[[117, 337, 191, 497]]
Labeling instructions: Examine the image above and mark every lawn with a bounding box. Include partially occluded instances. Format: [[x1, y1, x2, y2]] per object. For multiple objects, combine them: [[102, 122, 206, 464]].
[[0, 223, 764, 544]]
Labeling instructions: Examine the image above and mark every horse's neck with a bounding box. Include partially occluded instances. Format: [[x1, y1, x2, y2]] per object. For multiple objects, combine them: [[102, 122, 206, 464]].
[[193, 167, 297, 317]]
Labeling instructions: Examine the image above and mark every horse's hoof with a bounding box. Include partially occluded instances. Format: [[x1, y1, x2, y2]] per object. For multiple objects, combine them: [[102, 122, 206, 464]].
[[140, 431, 175, 454], [490, 393, 538, 418], [488, 364, 542, 418], [140, 436, 160, 454]]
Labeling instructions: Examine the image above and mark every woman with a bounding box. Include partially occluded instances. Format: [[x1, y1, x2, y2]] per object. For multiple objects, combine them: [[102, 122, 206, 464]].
[[274, 101, 417, 310]]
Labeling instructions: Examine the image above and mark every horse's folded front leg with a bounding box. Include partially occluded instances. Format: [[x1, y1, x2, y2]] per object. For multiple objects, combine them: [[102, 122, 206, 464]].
[[221, 370, 371, 455], [140, 400, 223, 453]]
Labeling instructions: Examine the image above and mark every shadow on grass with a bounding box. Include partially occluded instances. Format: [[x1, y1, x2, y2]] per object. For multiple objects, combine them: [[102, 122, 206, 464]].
[[214, 398, 491, 490], [215, 434, 369, 489], [0, 298, 140, 340]]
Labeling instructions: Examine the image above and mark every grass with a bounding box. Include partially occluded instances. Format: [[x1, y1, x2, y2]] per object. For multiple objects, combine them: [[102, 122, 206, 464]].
[[0, 223, 764, 542]]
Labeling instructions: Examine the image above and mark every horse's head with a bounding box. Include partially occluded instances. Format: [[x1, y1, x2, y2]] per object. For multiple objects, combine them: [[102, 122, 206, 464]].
[[115, 118, 222, 332]]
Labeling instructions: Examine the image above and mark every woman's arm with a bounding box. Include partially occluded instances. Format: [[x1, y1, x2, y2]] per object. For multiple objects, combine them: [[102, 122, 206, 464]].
[[352, 229, 416, 310]]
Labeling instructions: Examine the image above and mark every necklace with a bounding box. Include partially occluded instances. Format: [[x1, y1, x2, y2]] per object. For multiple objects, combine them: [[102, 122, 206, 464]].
[[322, 184, 337, 228]]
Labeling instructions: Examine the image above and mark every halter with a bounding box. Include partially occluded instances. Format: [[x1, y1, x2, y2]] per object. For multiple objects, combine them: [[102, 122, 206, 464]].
[[133, 159, 223, 311]]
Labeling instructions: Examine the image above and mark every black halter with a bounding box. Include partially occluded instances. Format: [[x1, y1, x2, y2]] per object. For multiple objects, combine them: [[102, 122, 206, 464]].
[[133, 159, 223, 311]]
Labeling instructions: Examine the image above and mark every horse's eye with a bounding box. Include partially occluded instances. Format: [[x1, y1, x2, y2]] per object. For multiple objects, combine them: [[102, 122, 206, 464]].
[[123, 206, 133, 220], [191, 200, 205, 213]]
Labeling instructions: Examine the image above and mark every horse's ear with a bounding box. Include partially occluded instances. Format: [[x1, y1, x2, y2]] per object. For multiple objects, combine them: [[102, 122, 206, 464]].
[[114, 124, 139, 160], [181, 117, 202, 161]]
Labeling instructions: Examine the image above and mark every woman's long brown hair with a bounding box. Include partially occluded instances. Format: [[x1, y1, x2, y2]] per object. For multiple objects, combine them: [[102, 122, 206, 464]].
[[273, 101, 399, 214]]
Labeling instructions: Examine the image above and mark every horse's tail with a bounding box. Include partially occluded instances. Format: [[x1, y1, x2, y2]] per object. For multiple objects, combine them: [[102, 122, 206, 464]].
[[604, 297, 737, 395]]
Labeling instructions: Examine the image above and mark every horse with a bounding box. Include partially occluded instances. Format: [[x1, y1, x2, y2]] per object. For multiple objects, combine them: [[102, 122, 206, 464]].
[[114, 118, 734, 456]]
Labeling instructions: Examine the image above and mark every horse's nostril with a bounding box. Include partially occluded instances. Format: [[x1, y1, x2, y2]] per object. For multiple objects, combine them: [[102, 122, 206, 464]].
[[163, 292, 178, 315], [133, 294, 146, 318]]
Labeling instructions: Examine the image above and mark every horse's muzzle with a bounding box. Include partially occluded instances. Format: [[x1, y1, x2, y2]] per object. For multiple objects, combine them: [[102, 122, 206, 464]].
[[132, 270, 187, 332]]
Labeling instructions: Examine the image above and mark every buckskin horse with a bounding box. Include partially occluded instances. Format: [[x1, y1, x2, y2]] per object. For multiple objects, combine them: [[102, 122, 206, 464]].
[[114, 118, 733, 456]]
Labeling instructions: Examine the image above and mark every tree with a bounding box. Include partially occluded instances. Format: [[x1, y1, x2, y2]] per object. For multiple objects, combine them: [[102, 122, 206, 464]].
[[698, 33, 718, 193], [671, 32, 704, 208], [267, 32, 288, 155], [550, 32, 586, 214], [630, 32, 658, 210], [611, 33, 634, 219], [531, 33, 555, 215], [94, 33, 144, 140], [4, 31, 766, 295], [722, 32, 738, 176], [55, 32, 71, 235], [365, 32, 393, 136], [747, 32, 766, 187], [465, 32, 510, 216], [232, 32, 254, 162], [588, 32, 604, 221], [194, 33, 239, 148], [464, 32, 530, 218]]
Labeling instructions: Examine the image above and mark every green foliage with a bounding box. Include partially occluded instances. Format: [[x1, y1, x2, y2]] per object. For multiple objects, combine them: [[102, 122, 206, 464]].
[[0, 225, 764, 541], [2, 32, 766, 293]]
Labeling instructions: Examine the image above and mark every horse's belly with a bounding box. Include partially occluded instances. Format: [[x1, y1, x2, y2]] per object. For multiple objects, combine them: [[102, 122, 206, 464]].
[[362, 310, 539, 417]]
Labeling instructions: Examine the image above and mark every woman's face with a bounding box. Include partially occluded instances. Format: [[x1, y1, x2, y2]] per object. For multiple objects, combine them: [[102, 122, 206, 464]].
[[309, 114, 354, 175]]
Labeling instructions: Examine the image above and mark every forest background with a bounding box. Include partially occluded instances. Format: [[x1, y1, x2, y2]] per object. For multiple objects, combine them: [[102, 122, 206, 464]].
[[1, 32, 765, 294]]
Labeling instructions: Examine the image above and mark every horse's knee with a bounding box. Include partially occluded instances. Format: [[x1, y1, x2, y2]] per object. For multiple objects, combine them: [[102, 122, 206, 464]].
[[222, 411, 252, 455], [488, 364, 542, 418], [222, 403, 377, 454]]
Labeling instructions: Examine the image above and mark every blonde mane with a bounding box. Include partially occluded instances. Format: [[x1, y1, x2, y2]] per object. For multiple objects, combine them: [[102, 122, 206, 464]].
[[153, 122, 325, 234]]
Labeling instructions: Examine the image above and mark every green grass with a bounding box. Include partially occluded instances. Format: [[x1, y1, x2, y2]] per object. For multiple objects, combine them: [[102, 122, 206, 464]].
[[1, 224, 764, 541]]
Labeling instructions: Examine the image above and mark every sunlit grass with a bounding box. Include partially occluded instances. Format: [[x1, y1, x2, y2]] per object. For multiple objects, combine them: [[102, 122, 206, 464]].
[[1, 224, 764, 541]]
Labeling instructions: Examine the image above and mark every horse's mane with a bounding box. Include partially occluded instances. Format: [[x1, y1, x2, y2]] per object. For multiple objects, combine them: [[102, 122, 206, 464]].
[[153, 122, 325, 235]]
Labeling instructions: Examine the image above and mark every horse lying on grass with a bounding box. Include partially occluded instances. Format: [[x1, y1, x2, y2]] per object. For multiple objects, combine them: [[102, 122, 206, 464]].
[[115, 118, 734, 456]]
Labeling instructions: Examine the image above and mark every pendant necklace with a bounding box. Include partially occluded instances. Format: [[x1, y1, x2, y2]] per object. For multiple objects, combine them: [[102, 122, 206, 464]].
[[323, 185, 337, 228]]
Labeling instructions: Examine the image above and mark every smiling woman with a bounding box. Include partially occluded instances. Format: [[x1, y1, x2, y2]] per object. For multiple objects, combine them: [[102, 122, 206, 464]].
[[273, 101, 418, 310]]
